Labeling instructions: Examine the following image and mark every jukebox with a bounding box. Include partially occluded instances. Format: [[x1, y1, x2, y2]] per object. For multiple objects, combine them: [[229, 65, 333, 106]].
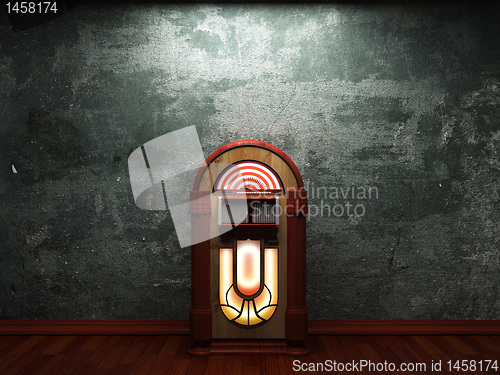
[[189, 140, 308, 355]]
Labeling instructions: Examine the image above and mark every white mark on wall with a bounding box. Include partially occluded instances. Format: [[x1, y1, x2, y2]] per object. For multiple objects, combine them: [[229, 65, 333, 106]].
[[26, 225, 51, 247]]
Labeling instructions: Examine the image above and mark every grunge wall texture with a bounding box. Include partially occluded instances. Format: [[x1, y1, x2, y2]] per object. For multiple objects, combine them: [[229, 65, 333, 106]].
[[1, 3, 499, 319]]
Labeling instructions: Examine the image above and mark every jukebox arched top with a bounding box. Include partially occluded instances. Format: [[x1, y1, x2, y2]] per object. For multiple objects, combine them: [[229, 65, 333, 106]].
[[193, 140, 304, 193]]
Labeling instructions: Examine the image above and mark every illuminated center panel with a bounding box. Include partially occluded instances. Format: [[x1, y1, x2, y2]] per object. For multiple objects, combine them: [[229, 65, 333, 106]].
[[219, 242, 278, 327]]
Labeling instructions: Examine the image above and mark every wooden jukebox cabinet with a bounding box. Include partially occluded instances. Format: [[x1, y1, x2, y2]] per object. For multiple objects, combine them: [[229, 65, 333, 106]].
[[189, 141, 308, 355]]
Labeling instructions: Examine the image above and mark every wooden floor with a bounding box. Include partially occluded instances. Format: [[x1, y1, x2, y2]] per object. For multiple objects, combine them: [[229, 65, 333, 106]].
[[0, 335, 499, 374]]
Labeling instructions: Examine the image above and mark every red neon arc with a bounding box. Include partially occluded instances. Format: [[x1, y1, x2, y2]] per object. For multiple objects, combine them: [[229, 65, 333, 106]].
[[215, 162, 283, 191]]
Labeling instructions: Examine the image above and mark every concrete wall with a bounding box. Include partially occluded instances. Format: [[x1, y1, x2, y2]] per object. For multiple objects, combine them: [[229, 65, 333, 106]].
[[1, 3, 499, 319]]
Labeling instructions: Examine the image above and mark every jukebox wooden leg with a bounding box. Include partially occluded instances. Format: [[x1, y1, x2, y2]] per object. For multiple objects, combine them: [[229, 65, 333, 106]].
[[189, 191, 212, 355], [189, 239, 211, 351], [190, 307, 211, 349]]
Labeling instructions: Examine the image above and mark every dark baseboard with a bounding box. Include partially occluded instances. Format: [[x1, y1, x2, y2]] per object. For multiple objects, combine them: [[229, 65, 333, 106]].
[[1, 319, 499, 335], [308, 320, 500, 335], [0, 320, 190, 335]]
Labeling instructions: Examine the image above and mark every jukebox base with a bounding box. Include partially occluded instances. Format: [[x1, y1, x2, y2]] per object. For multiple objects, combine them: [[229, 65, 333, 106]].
[[188, 339, 309, 356]]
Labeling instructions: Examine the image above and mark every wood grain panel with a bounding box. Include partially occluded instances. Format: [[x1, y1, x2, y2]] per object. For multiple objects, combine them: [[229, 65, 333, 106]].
[[2, 319, 500, 335], [0, 335, 499, 374]]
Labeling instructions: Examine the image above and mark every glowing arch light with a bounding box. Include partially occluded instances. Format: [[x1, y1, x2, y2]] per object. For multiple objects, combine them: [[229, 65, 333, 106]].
[[219, 242, 278, 327], [214, 161, 283, 192]]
